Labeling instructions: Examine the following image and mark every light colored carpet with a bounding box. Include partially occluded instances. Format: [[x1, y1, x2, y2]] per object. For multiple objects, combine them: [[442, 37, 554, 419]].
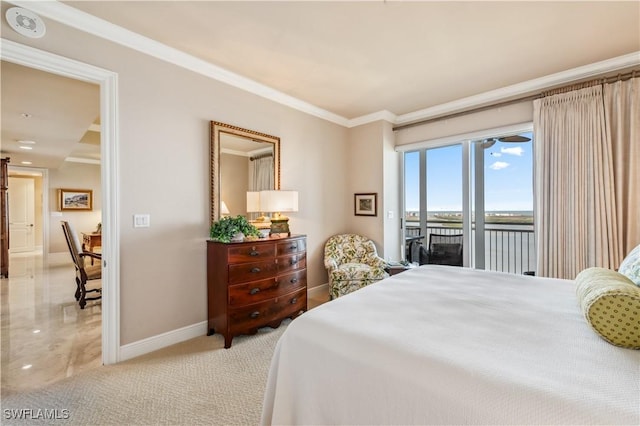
[[1, 322, 288, 425]]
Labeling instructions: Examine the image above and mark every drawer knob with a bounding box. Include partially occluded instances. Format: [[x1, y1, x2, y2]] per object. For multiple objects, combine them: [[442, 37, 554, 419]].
[[289, 244, 297, 250], [290, 278, 298, 283], [250, 267, 261, 273], [290, 297, 298, 304], [249, 288, 260, 295], [290, 259, 298, 266], [249, 250, 259, 256], [250, 311, 260, 319]]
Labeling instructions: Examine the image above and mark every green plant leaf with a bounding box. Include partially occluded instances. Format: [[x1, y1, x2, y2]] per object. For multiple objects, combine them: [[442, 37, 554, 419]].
[[210, 215, 260, 243]]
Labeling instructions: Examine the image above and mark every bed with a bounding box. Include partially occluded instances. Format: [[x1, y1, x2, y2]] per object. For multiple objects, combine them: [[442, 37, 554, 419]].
[[260, 265, 640, 425]]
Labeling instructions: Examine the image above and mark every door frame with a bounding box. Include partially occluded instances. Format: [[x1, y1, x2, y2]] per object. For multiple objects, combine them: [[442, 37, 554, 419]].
[[1, 39, 120, 365], [399, 122, 533, 269], [7, 169, 41, 253]]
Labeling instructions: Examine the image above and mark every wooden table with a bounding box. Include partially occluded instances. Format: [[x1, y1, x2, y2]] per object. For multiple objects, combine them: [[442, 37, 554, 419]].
[[82, 232, 101, 264]]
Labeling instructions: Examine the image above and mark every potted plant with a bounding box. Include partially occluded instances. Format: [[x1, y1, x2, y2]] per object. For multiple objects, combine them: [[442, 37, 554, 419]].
[[210, 215, 261, 243]]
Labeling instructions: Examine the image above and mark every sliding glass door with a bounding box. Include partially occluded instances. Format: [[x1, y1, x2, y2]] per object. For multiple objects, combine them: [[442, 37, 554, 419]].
[[402, 131, 535, 274]]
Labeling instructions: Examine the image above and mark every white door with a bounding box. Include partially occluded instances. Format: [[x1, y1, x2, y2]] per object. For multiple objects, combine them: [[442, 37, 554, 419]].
[[8, 177, 35, 253]]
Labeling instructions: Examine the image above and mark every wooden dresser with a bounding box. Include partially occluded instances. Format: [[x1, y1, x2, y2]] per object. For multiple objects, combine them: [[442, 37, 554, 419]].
[[207, 234, 307, 348]]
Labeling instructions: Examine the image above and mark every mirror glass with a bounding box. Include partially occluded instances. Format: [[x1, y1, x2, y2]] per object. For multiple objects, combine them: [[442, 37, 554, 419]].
[[210, 121, 280, 224]]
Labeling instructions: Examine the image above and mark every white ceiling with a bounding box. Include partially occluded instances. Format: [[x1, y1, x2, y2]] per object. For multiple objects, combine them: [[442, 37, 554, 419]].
[[63, 0, 640, 119], [0, 60, 100, 169], [1, 1, 639, 169]]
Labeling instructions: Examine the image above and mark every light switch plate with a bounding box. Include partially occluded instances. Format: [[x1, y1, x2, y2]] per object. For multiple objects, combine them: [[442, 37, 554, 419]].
[[133, 214, 150, 228]]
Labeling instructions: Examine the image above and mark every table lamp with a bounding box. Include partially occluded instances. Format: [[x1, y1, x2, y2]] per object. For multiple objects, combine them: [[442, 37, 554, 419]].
[[220, 201, 230, 217], [259, 190, 298, 236], [246, 191, 268, 222]]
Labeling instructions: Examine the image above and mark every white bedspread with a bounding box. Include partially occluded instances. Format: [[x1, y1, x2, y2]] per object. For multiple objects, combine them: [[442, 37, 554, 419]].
[[261, 265, 640, 425]]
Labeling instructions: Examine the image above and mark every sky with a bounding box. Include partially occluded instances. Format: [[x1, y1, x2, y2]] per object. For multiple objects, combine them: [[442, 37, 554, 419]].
[[405, 132, 534, 212]]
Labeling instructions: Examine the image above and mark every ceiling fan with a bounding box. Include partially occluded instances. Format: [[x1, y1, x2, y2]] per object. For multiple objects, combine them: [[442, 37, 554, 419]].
[[481, 134, 531, 149]]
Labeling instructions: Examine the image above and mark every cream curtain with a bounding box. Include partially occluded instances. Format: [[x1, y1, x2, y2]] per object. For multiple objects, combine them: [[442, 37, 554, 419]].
[[534, 77, 640, 278], [248, 155, 274, 192], [533, 85, 619, 279], [603, 78, 640, 255]]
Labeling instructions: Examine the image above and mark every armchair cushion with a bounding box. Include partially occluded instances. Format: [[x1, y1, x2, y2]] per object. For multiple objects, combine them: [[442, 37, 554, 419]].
[[324, 234, 388, 299]]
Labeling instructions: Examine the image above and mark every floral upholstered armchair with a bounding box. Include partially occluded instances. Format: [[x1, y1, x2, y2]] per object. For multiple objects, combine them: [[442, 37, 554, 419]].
[[324, 234, 389, 299]]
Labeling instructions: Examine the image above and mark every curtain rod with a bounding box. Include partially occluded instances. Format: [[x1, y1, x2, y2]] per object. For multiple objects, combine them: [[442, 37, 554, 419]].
[[250, 152, 273, 161], [392, 69, 639, 132]]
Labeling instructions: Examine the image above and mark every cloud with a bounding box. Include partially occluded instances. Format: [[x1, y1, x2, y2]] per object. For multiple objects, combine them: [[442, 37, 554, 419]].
[[501, 147, 524, 156], [489, 161, 510, 170]]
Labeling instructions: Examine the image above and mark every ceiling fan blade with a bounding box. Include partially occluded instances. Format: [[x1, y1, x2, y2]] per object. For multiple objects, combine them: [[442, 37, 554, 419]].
[[498, 135, 531, 143], [481, 138, 496, 149]]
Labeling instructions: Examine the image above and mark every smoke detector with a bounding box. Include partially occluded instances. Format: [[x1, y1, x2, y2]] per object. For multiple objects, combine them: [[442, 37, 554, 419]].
[[5, 7, 46, 39]]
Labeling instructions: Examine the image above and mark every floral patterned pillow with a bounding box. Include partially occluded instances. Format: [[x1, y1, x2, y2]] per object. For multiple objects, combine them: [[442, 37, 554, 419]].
[[619, 244, 640, 286]]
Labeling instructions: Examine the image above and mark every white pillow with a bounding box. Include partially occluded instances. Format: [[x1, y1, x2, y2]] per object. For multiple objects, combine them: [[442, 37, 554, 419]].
[[619, 244, 640, 286]]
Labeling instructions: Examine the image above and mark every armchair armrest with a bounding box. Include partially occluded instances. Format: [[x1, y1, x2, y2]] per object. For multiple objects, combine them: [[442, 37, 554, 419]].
[[79, 251, 102, 260], [324, 257, 338, 270]]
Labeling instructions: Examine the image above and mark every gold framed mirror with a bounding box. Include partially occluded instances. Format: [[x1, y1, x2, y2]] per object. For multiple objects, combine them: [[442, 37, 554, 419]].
[[210, 121, 280, 225]]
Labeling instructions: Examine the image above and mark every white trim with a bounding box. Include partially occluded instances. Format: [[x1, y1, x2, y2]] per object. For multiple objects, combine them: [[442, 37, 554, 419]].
[[8, 0, 349, 128], [393, 52, 640, 127], [65, 156, 101, 165], [119, 321, 208, 362], [308, 283, 329, 299], [395, 122, 533, 152], [7, 165, 49, 264], [1, 38, 121, 366], [8, 1, 637, 129], [347, 110, 397, 128]]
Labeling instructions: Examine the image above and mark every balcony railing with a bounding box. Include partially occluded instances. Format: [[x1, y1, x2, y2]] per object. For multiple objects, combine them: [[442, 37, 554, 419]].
[[406, 221, 535, 275]]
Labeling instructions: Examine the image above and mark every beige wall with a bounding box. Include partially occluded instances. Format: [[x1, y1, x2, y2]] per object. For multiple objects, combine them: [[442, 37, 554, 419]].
[[345, 120, 402, 262], [1, 15, 350, 345], [48, 162, 102, 253]]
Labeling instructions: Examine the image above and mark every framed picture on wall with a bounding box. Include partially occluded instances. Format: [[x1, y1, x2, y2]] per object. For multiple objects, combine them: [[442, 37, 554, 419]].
[[59, 188, 93, 211], [354, 193, 377, 216]]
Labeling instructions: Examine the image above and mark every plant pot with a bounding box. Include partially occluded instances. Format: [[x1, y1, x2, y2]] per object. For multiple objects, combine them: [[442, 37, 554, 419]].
[[230, 232, 244, 242]]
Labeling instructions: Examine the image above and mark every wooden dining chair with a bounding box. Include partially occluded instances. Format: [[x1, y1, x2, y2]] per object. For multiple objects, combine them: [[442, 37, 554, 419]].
[[61, 221, 102, 309]]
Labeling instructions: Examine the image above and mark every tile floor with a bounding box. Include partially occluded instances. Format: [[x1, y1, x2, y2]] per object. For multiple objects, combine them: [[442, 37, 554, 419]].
[[0, 251, 102, 396], [1, 251, 329, 396]]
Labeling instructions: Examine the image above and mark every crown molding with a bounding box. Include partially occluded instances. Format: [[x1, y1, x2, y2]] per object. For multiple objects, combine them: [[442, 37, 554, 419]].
[[8, 0, 350, 127], [394, 51, 640, 126], [347, 110, 397, 128], [7, 1, 640, 130]]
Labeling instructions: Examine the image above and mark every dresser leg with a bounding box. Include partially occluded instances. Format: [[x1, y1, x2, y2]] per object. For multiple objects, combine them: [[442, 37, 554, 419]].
[[224, 335, 233, 349], [207, 328, 215, 336]]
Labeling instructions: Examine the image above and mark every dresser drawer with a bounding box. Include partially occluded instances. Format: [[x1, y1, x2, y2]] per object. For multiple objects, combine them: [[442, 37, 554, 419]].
[[229, 288, 307, 334], [228, 270, 307, 306], [277, 238, 306, 256], [278, 253, 306, 275], [228, 243, 276, 263], [228, 260, 278, 284]]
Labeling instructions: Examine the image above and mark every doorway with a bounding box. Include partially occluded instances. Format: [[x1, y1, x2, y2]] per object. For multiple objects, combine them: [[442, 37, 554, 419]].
[[2, 39, 119, 365], [402, 127, 535, 274], [8, 175, 36, 253]]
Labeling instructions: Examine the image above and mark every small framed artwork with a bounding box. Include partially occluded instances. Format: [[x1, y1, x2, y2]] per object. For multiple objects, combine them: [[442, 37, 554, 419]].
[[59, 188, 93, 211], [354, 193, 377, 216]]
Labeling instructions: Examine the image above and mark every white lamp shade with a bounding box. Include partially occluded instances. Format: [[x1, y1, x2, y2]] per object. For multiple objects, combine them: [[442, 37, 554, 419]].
[[220, 201, 230, 215], [260, 190, 298, 213], [246, 191, 261, 212]]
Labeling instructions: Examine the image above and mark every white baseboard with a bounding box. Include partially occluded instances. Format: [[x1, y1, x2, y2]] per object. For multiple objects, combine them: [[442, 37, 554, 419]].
[[308, 283, 329, 298], [119, 320, 208, 362], [47, 252, 70, 265], [117, 285, 328, 362]]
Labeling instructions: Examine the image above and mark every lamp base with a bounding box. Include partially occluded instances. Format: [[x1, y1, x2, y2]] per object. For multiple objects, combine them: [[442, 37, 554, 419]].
[[269, 218, 291, 236]]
